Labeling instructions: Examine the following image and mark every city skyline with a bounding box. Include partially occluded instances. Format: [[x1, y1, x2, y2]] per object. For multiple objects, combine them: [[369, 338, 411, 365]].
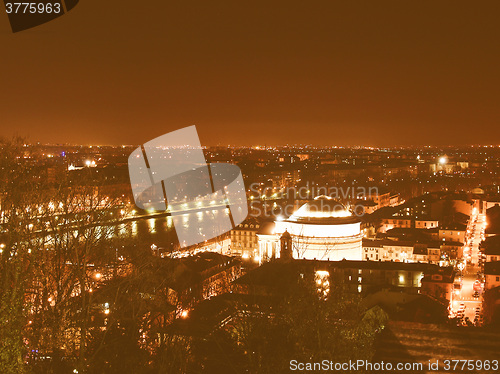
[[2, 2, 500, 372]]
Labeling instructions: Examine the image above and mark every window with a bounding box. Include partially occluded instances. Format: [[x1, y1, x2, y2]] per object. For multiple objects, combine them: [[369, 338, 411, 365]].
[[497, 276, 500, 282]]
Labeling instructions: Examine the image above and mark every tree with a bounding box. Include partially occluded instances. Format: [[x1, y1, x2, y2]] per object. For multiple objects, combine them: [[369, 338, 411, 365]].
[[292, 225, 310, 259], [320, 239, 337, 261], [24, 173, 127, 373], [181, 278, 387, 373], [0, 137, 46, 374], [0, 139, 135, 373]]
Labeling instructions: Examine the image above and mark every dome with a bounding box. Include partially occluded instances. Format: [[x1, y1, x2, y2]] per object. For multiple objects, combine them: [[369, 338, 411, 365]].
[[471, 187, 484, 195], [280, 229, 291, 238], [288, 196, 358, 224], [268, 197, 363, 261]]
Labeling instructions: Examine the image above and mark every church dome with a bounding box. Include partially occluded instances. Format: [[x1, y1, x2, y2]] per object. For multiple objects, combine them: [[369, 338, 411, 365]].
[[266, 197, 363, 261], [288, 196, 358, 224]]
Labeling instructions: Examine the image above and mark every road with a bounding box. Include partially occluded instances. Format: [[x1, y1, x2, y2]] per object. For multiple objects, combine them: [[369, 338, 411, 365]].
[[468, 213, 486, 267], [450, 212, 485, 325]]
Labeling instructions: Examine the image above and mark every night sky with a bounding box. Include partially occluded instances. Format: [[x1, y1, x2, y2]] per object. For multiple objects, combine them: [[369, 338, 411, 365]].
[[1, 1, 500, 146]]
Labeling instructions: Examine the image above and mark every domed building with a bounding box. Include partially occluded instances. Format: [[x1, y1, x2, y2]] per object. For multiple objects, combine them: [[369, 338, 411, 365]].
[[257, 196, 363, 262]]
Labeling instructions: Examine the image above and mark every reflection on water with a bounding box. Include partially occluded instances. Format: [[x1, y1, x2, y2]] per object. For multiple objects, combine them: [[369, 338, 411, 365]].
[[117, 223, 127, 237], [40, 210, 230, 253], [110, 209, 227, 250], [148, 218, 156, 233], [113, 215, 177, 248]]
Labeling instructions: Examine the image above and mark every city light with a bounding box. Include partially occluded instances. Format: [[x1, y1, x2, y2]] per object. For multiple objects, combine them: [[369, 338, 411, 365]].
[[2, 4, 499, 370]]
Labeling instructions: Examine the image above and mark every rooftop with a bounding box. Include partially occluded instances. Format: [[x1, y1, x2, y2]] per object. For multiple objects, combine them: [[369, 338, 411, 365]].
[[440, 222, 467, 231], [236, 259, 440, 288], [482, 236, 500, 256], [484, 261, 500, 276]]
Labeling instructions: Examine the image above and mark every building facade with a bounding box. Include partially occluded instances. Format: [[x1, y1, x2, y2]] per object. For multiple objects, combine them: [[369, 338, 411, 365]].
[[257, 196, 363, 262]]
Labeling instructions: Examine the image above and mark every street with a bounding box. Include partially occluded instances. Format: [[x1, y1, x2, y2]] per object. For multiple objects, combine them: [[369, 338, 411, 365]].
[[451, 211, 485, 326]]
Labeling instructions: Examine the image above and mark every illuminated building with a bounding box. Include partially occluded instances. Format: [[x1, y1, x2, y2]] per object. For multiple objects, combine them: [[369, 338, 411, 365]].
[[420, 267, 455, 303], [235, 259, 444, 297], [257, 196, 363, 262], [484, 262, 500, 290], [230, 217, 261, 258], [439, 223, 467, 244]]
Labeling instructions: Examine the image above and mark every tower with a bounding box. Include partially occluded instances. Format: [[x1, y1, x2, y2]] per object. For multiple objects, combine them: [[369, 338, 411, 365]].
[[280, 230, 293, 261]]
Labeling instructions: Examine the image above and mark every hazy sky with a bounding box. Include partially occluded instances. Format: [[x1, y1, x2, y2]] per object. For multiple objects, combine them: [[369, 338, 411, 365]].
[[1, 1, 500, 146]]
